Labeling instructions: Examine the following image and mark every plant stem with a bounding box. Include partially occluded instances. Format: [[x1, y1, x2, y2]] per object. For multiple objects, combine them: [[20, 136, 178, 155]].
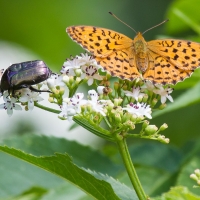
[[34, 102, 60, 114], [116, 136, 148, 200]]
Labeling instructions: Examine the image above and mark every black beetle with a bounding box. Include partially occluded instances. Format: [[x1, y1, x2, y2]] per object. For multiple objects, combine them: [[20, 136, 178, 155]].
[[0, 60, 52, 95]]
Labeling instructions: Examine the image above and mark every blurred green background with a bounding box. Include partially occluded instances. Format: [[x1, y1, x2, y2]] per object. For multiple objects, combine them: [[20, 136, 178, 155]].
[[1, 0, 200, 146], [0, 0, 172, 67], [1, 0, 200, 199]]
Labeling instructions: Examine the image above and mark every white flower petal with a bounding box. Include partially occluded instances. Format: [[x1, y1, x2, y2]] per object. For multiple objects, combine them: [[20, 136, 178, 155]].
[[167, 95, 173, 103], [28, 100, 34, 110], [123, 102, 152, 119], [87, 78, 94, 86], [7, 108, 13, 116], [97, 86, 105, 94]]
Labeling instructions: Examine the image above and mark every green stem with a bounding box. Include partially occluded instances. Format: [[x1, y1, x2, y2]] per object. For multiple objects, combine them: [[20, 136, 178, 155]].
[[34, 102, 60, 114], [116, 135, 148, 200]]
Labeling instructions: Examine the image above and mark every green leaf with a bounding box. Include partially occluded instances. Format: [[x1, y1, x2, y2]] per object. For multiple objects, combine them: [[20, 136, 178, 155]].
[[153, 186, 200, 200], [1, 134, 122, 176], [41, 183, 92, 200], [153, 82, 200, 118], [3, 184, 90, 200], [177, 157, 200, 196], [2, 187, 47, 200], [166, 0, 200, 35], [0, 151, 64, 199], [0, 146, 135, 200]]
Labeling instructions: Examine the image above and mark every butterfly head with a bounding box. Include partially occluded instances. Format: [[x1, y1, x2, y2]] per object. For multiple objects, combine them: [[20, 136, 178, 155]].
[[134, 32, 147, 53]]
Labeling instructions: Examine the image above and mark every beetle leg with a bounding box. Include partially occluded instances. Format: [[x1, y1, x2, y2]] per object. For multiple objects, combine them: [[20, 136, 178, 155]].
[[29, 86, 52, 93]]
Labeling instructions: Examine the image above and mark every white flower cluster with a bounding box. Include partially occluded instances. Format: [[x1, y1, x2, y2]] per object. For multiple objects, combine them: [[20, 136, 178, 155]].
[[0, 53, 174, 120], [59, 86, 153, 121], [0, 88, 45, 116], [124, 81, 173, 105], [59, 88, 108, 120], [61, 53, 103, 86], [0, 53, 104, 116]]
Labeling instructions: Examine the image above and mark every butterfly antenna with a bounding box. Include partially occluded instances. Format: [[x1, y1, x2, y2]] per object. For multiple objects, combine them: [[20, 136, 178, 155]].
[[142, 19, 169, 35], [109, 12, 137, 34]]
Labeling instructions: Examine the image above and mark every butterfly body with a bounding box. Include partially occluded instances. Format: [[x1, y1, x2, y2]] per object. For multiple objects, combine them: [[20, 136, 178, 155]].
[[133, 32, 148, 73], [67, 26, 200, 85]]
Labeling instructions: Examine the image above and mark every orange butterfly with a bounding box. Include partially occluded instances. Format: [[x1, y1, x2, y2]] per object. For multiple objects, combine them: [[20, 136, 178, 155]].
[[67, 24, 200, 85]]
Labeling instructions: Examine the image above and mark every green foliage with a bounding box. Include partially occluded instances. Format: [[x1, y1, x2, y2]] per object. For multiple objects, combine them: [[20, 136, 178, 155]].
[[154, 186, 200, 200], [1, 135, 200, 199], [0, 135, 136, 200], [1, 0, 200, 199]]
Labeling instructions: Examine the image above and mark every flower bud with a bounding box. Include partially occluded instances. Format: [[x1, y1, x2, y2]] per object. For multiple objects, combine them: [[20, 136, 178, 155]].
[[62, 75, 69, 84], [159, 123, 168, 131], [158, 135, 170, 144], [195, 169, 200, 177], [53, 89, 60, 96], [106, 72, 111, 79], [75, 77, 82, 84], [114, 98, 122, 106], [48, 97, 54, 103], [164, 138, 170, 144], [115, 106, 123, 115], [122, 112, 131, 123], [159, 103, 167, 110], [122, 84, 128, 90], [142, 120, 149, 129], [151, 98, 158, 107], [114, 82, 120, 90], [86, 104, 92, 113], [190, 174, 198, 181], [80, 104, 87, 113], [114, 113, 121, 123], [144, 125, 158, 135], [93, 115, 100, 123], [69, 76, 74, 85], [130, 113, 137, 122], [140, 94, 148, 103], [59, 87, 65, 95], [136, 115, 144, 123], [106, 102, 114, 111], [124, 120, 135, 130], [74, 69, 82, 77]]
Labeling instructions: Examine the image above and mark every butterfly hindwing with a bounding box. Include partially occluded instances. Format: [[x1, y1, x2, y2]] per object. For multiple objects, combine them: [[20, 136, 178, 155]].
[[95, 48, 140, 80], [148, 39, 200, 71], [144, 50, 193, 84]]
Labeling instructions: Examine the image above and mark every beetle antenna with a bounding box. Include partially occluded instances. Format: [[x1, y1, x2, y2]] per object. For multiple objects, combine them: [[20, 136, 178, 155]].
[[142, 19, 169, 35], [109, 12, 137, 34]]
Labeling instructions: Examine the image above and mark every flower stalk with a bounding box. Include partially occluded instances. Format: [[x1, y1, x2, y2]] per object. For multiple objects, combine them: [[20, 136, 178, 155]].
[[116, 134, 148, 200]]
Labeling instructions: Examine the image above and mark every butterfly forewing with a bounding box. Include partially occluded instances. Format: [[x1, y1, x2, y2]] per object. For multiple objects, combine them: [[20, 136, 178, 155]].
[[67, 26, 133, 57], [67, 26, 140, 80]]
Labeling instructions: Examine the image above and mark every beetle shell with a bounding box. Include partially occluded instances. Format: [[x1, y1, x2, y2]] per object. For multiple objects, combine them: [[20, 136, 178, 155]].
[[0, 60, 52, 94]]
